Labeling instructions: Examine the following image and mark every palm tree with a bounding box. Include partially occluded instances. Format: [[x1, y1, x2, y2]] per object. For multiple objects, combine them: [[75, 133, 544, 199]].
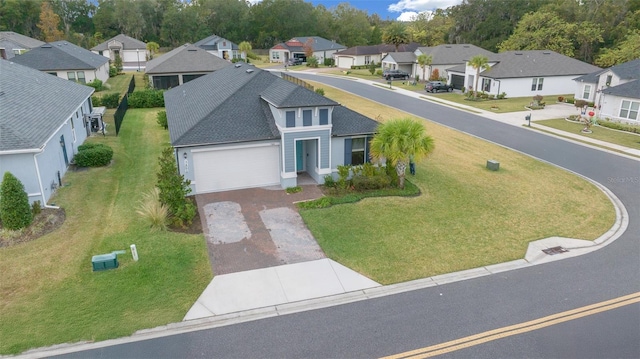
[[417, 54, 432, 82], [239, 41, 252, 61], [382, 22, 409, 52], [369, 118, 435, 189], [469, 54, 490, 98]]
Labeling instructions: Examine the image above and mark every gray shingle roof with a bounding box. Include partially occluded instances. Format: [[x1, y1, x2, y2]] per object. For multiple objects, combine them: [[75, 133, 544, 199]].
[[91, 34, 146, 51], [165, 64, 377, 147], [482, 50, 601, 79], [11, 41, 108, 71], [272, 36, 346, 52], [382, 52, 416, 64], [0, 31, 44, 48], [145, 44, 231, 74], [608, 58, 640, 80], [416, 44, 494, 65], [0, 60, 93, 152], [333, 43, 420, 56], [602, 79, 640, 99], [194, 34, 239, 51]]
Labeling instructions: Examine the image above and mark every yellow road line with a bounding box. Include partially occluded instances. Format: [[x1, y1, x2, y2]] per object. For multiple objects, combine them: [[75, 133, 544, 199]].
[[382, 292, 640, 359]]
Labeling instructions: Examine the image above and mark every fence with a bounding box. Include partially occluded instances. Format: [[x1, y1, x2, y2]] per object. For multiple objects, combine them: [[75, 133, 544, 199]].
[[114, 76, 136, 136], [281, 73, 314, 92]]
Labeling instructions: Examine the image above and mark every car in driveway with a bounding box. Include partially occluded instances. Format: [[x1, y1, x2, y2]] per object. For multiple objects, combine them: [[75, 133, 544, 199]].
[[287, 58, 303, 66], [383, 69, 410, 81], [425, 81, 453, 93]]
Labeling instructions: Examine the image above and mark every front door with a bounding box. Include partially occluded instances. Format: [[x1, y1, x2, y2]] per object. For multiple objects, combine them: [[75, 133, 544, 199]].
[[60, 135, 69, 166], [296, 140, 304, 172]]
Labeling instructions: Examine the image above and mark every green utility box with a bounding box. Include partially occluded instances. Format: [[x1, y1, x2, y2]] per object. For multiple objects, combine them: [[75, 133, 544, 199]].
[[92, 253, 118, 271], [487, 160, 500, 171]]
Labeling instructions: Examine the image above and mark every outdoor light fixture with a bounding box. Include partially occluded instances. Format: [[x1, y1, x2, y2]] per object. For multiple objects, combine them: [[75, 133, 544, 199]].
[[183, 152, 187, 159]]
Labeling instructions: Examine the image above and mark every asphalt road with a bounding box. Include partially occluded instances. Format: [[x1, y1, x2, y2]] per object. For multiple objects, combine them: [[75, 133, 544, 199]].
[[53, 74, 639, 359]]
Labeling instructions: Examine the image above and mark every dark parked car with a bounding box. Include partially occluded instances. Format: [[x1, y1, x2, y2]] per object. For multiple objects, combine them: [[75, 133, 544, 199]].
[[383, 69, 410, 80], [286, 58, 303, 66], [425, 81, 453, 93]]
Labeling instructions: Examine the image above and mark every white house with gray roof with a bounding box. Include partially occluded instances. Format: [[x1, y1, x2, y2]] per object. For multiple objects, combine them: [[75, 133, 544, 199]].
[[0, 60, 96, 206], [91, 34, 149, 70], [269, 37, 346, 64], [164, 63, 378, 193], [12, 41, 110, 83], [194, 34, 239, 60], [460, 50, 601, 98], [145, 43, 231, 90], [574, 59, 640, 124], [334, 43, 420, 69], [0, 31, 44, 60], [415, 44, 494, 88]]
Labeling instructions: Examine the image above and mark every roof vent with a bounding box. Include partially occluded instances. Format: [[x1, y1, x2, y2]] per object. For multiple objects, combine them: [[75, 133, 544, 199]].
[[515, 52, 523, 55], [42, 45, 52, 48], [463, 45, 469, 48], [234, 63, 242, 68], [187, 49, 197, 52], [445, 45, 452, 48], [246, 69, 254, 73], [543, 51, 551, 54]]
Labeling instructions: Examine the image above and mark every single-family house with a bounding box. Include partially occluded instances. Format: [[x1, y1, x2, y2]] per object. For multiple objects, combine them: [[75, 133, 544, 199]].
[[164, 63, 378, 194], [334, 43, 419, 69], [415, 44, 494, 88], [380, 51, 417, 77], [12, 41, 110, 83], [574, 59, 640, 123], [91, 34, 149, 70], [0, 59, 98, 206], [145, 43, 231, 90], [458, 50, 601, 98], [0, 31, 44, 60], [194, 34, 240, 60], [269, 36, 346, 64]]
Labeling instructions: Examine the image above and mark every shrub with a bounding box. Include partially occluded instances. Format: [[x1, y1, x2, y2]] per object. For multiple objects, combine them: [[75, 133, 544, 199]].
[[558, 96, 565, 102], [109, 66, 117, 77], [336, 164, 352, 189], [323, 58, 335, 67], [91, 95, 102, 107], [574, 99, 588, 110], [0, 172, 33, 230], [157, 110, 168, 129], [114, 54, 123, 72], [87, 79, 103, 91], [352, 174, 391, 190], [533, 95, 543, 104], [31, 200, 42, 216], [307, 56, 319, 68], [74, 143, 114, 167], [323, 174, 336, 188], [315, 88, 325, 96], [286, 186, 302, 194], [128, 89, 165, 108], [497, 92, 507, 99], [429, 68, 440, 81], [96, 92, 121, 108], [157, 147, 196, 227], [376, 69, 383, 76], [368, 61, 377, 75], [136, 187, 169, 231], [598, 119, 640, 134]]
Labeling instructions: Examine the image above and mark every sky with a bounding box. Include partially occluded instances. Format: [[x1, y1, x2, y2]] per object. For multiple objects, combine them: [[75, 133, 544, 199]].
[[260, 0, 464, 21]]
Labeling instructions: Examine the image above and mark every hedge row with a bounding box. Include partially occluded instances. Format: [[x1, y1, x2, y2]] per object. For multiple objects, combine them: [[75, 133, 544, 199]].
[[128, 89, 165, 108], [91, 92, 121, 108], [598, 120, 640, 134], [74, 143, 114, 167]]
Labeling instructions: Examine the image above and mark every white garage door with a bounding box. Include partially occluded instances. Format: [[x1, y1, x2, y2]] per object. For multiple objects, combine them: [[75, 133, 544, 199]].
[[193, 144, 280, 193]]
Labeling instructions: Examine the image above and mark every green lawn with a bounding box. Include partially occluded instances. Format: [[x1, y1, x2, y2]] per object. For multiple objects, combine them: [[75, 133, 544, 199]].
[[0, 109, 212, 355], [301, 82, 615, 285], [433, 93, 574, 113], [535, 119, 640, 150]]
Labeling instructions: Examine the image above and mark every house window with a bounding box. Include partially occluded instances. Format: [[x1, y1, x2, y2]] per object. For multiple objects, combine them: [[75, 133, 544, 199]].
[[286, 111, 295, 127], [583, 85, 591, 99], [606, 74, 612, 86], [67, 72, 76, 81], [351, 137, 365, 165], [303, 110, 312, 126], [77, 71, 86, 84], [619, 100, 639, 121], [272, 52, 280, 60], [531, 78, 543, 91], [365, 55, 371, 65], [482, 78, 491, 92], [319, 109, 328, 125]]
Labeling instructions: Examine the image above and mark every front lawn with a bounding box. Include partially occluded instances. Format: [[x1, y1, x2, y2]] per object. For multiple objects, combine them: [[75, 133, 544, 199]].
[[0, 109, 212, 355], [535, 119, 640, 150], [301, 82, 615, 285], [433, 93, 575, 113]]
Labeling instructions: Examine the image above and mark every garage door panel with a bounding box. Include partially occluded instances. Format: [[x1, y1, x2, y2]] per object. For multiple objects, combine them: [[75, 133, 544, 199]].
[[193, 145, 280, 193]]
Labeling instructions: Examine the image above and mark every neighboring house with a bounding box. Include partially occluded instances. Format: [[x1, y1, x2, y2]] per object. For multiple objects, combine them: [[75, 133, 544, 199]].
[[91, 34, 148, 70], [12, 41, 110, 83], [334, 43, 419, 69], [458, 50, 601, 98], [145, 43, 231, 90], [0, 59, 97, 206], [574, 59, 640, 123], [164, 63, 378, 194], [380, 52, 417, 77], [194, 34, 239, 60], [415, 44, 494, 88], [0, 31, 44, 60], [269, 36, 346, 64]]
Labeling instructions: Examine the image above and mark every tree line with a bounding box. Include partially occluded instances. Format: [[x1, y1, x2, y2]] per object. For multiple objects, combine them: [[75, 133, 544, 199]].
[[1, 0, 638, 66]]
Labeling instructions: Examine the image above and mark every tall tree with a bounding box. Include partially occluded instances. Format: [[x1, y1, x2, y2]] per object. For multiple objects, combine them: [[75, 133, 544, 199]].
[[238, 40, 251, 60], [303, 37, 314, 59], [416, 54, 432, 82], [0, 0, 43, 38], [498, 11, 577, 57], [93, 0, 118, 38], [382, 21, 409, 51], [50, 0, 94, 36], [369, 118, 435, 189], [469, 54, 489, 97], [330, 3, 372, 47], [146, 41, 159, 59], [595, 30, 640, 67], [115, 0, 145, 39], [37, 1, 64, 42], [0, 172, 33, 231]]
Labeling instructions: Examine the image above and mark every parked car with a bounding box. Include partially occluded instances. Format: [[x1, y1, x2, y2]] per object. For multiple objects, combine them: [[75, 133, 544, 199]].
[[382, 69, 410, 81], [287, 58, 303, 66], [425, 81, 453, 93]]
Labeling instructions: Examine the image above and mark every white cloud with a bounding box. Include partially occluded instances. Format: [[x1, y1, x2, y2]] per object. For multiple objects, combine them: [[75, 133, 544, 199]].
[[389, 0, 462, 13], [396, 10, 435, 21]]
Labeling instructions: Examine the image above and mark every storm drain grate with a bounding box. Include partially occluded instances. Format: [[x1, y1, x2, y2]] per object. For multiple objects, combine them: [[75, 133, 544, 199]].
[[542, 246, 568, 255]]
